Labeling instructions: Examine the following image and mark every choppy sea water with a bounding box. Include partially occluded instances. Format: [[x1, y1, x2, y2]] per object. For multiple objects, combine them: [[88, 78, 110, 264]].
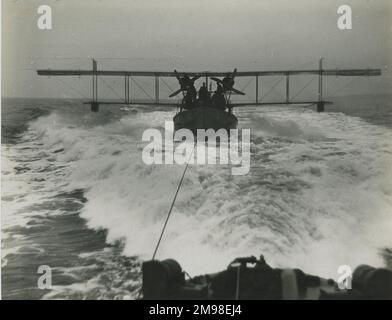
[[1, 96, 392, 299]]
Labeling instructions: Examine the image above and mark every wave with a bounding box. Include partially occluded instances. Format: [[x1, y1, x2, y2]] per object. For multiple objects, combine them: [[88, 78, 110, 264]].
[[4, 106, 392, 279]]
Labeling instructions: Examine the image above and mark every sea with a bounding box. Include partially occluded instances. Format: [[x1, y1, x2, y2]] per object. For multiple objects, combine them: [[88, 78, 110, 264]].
[[1, 95, 392, 299]]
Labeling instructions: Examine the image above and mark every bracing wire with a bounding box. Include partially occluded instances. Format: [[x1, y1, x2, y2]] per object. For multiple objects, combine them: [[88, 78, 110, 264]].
[[130, 77, 155, 101], [325, 77, 361, 98], [240, 77, 254, 92], [55, 77, 89, 100], [161, 77, 175, 93], [100, 77, 125, 101], [289, 77, 315, 101], [259, 77, 284, 101]]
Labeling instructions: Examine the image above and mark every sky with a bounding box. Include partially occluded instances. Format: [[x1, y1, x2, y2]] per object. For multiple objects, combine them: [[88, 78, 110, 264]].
[[2, 0, 392, 99]]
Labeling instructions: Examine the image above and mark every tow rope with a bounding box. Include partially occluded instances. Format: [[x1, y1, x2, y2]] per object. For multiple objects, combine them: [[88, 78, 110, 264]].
[[137, 142, 196, 299], [151, 141, 197, 260], [235, 265, 241, 300]]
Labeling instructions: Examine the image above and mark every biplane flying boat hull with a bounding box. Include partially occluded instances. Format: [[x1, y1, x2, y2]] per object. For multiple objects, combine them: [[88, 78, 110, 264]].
[[173, 107, 238, 134]]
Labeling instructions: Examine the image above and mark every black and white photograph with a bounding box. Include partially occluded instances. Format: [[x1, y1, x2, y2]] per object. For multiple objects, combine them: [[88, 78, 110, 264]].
[[1, 0, 392, 304]]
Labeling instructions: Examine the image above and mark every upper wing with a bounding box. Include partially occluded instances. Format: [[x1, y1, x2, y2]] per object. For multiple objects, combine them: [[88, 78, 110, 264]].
[[37, 69, 381, 77]]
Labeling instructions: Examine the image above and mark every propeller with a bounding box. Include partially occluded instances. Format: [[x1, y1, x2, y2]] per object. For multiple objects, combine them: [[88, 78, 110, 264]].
[[211, 68, 245, 95], [169, 70, 201, 97]]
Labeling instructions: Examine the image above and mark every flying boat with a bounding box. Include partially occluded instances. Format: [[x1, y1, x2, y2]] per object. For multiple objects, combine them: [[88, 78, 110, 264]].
[[37, 58, 381, 133]]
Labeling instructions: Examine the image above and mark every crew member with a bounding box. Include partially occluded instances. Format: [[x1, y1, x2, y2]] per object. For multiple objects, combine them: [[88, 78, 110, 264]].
[[183, 84, 197, 108], [211, 84, 226, 110], [198, 82, 209, 104]]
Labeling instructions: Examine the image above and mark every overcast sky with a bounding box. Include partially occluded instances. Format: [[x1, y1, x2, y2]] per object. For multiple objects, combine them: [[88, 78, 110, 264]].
[[2, 0, 392, 99]]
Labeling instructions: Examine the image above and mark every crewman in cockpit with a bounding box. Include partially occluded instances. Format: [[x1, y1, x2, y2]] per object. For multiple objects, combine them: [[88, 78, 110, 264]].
[[198, 82, 209, 104], [211, 84, 226, 110], [183, 84, 197, 108]]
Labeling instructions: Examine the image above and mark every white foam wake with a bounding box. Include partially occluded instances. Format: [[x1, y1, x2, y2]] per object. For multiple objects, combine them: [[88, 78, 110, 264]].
[[6, 106, 392, 278]]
